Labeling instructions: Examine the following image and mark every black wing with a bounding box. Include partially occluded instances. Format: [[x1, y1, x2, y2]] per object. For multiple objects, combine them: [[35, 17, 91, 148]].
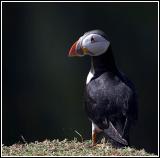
[[84, 71, 138, 146]]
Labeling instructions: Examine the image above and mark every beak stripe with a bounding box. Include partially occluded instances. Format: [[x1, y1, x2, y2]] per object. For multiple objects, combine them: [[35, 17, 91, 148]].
[[68, 41, 78, 56]]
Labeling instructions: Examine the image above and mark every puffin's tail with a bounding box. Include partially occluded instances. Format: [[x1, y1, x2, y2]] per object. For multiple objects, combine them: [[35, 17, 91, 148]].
[[104, 121, 128, 146]]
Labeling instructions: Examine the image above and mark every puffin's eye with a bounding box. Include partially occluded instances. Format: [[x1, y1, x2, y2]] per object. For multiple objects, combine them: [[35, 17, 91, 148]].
[[91, 36, 95, 43]]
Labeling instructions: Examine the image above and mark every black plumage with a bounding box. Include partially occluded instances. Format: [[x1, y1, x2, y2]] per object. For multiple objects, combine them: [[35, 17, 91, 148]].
[[84, 42, 138, 147]]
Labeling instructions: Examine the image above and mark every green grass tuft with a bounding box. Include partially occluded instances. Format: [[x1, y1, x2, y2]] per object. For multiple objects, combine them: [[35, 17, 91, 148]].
[[2, 139, 156, 156]]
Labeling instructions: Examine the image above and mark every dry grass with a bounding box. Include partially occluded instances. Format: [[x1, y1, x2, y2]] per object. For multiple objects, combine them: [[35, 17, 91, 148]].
[[2, 139, 156, 156]]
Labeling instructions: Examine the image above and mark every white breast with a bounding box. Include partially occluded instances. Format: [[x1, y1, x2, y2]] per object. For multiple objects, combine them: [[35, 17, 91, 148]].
[[92, 122, 103, 133], [86, 71, 94, 84]]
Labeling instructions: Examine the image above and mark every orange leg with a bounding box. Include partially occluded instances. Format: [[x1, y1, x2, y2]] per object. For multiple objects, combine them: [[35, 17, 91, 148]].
[[92, 130, 97, 146]]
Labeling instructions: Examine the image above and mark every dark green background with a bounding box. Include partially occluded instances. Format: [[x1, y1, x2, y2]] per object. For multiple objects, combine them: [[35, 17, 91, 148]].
[[2, 2, 158, 154]]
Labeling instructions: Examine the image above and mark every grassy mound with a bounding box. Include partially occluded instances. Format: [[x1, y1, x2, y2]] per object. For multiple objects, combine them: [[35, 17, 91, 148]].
[[2, 139, 156, 156]]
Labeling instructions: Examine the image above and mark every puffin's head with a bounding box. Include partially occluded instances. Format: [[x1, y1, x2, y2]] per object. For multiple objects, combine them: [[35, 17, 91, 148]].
[[68, 30, 110, 57]]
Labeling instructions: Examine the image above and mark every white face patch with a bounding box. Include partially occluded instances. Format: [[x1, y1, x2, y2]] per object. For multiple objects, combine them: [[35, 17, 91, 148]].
[[86, 71, 94, 84], [81, 34, 110, 56]]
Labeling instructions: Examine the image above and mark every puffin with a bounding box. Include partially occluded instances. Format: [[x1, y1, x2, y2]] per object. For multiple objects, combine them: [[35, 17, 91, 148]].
[[68, 30, 138, 147]]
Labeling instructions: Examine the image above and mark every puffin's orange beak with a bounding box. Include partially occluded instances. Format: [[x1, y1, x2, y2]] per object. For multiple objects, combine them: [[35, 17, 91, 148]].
[[68, 41, 78, 57]]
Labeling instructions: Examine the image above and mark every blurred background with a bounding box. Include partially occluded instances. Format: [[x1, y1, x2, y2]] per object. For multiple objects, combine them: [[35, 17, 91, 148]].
[[2, 2, 158, 154]]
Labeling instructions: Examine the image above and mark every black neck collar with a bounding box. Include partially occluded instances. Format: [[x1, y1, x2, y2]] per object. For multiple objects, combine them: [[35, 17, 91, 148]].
[[91, 46, 118, 76]]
